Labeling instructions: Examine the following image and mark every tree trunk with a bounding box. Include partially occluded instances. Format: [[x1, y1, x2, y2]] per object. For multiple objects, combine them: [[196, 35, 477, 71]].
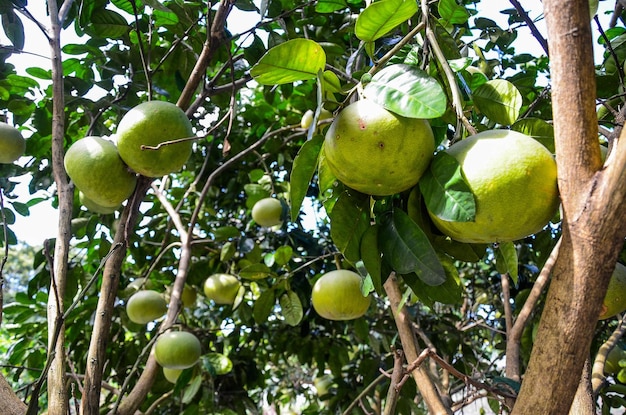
[[511, 0, 626, 413], [0, 373, 27, 415]]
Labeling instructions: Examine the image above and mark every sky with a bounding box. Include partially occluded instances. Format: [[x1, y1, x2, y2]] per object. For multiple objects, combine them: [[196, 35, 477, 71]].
[[3, 0, 617, 246]]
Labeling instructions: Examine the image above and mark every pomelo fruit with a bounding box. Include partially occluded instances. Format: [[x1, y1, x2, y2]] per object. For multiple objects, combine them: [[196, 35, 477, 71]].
[[428, 129, 559, 244], [599, 262, 626, 320], [116, 101, 193, 177], [323, 99, 435, 196], [126, 290, 167, 324], [203, 273, 241, 305], [154, 330, 202, 369], [251, 197, 283, 227], [79, 191, 119, 214], [64, 136, 137, 208], [311, 269, 371, 320], [0, 122, 25, 163]]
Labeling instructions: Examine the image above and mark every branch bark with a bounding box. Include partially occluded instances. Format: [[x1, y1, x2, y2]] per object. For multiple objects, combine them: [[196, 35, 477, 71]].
[[0, 373, 27, 415], [383, 273, 452, 415], [511, 1, 626, 413], [46, 1, 73, 414]]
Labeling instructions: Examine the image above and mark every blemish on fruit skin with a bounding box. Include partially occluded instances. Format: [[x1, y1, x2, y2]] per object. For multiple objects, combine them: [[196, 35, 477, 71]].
[[377, 142, 385, 150], [358, 119, 367, 130]]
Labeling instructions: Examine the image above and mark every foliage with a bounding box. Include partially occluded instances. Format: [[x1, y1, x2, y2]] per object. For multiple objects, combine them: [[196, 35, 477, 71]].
[[0, 0, 624, 414]]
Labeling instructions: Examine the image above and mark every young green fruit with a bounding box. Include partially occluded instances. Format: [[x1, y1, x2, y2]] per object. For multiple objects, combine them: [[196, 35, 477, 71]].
[[428, 130, 559, 243], [324, 99, 435, 196], [163, 367, 183, 384], [154, 331, 202, 369], [79, 191, 119, 214], [126, 290, 167, 324], [0, 122, 25, 163], [116, 101, 194, 177], [599, 262, 626, 320], [251, 197, 283, 227], [64, 136, 137, 208], [203, 273, 241, 305], [311, 269, 371, 321]]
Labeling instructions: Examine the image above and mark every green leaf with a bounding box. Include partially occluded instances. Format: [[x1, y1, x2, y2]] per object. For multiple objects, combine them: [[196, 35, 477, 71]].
[[239, 263, 272, 280], [402, 254, 462, 306], [253, 290, 276, 324], [473, 79, 522, 125], [511, 118, 555, 153], [211, 226, 240, 242], [250, 39, 326, 85], [379, 209, 446, 286], [360, 225, 382, 294], [329, 191, 370, 264], [495, 242, 519, 285], [438, 0, 469, 25], [279, 291, 303, 326], [274, 245, 293, 266], [2, 9, 24, 50], [316, 0, 348, 13], [182, 375, 202, 404], [86, 9, 130, 39], [355, 0, 418, 42], [153, 8, 179, 26], [290, 135, 323, 219], [364, 64, 447, 119], [206, 353, 233, 375], [419, 152, 476, 222]]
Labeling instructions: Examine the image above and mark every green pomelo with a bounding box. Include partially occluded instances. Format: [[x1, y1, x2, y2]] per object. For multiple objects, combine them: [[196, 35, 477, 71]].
[[428, 130, 559, 244], [203, 273, 241, 305], [0, 122, 25, 164], [116, 101, 193, 177], [599, 262, 626, 320], [126, 290, 167, 324], [79, 191, 119, 214], [154, 331, 202, 370], [163, 367, 183, 384], [311, 269, 371, 321], [324, 99, 435, 196], [64, 136, 137, 208], [251, 197, 283, 227]]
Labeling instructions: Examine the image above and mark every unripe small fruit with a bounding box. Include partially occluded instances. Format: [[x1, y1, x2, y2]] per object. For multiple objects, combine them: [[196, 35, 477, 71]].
[[203, 273, 241, 305], [312, 269, 371, 320], [154, 331, 202, 369], [251, 197, 283, 227], [126, 290, 167, 324], [163, 367, 183, 384]]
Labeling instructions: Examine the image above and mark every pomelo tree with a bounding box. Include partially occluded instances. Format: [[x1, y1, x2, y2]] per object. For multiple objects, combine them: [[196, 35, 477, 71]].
[[0, 0, 625, 414]]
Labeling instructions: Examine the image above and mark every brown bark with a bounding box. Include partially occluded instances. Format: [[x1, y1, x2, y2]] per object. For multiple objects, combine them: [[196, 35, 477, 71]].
[[511, 0, 626, 413], [0, 373, 27, 415], [47, 1, 72, 413], [569, 358, 594, 415], [383, 274, 452, 415]]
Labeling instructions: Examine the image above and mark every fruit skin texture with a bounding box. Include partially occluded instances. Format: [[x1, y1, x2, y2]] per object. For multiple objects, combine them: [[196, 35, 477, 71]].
[[428, 130, 559, 244], [116, 101, 193, 177], [251, 197, 283, 227], [154, 331, 202, 369], [311, 269, 371, 321], [203, 273, 241, 305], [126, 290, 167, 324], [0, 122, 25, 163], [323, 99, 435, 196], [599, 262, 626, 320], [64, 136, 137, 208]]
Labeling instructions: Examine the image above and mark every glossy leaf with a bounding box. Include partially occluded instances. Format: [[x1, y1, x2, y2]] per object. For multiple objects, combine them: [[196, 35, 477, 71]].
[[316, 0, 348, 13], [495, 242, 519, 285], [86, 9, 130, 39], [290, 134, 323, 219], [512, 118, 555, 153], [379, 209, 446, 286], [360, 225, 382, 294], [253, 290, 276, 324], [419, 152, 476, 222], [355, 0, 418, 42], [329, 191, 370, 264], [279, 291, 303, 326], [364, 64, 447, 119], [438, 0, 469, 25], [473, 79, 522, 125], [402, 254, 463, 306], [1, 9, 24, 50], [250, 39, 326, 85]]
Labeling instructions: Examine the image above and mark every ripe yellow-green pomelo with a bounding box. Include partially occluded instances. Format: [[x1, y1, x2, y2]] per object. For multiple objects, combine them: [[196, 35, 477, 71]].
[[599, 262, 626, 320], [311, 269, 371, 321], [203, 273, 241, 305], [126, 290, 167, 324], [323, 99, 435, 196], [116, 101, 193, 177], [64, 136, 137, 208], [0, 122, 25, 164], [155, 331, 202, 369], [79, 191, 119, 214], [251, 197, 283, 227], [428, 130, 559, 244]]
